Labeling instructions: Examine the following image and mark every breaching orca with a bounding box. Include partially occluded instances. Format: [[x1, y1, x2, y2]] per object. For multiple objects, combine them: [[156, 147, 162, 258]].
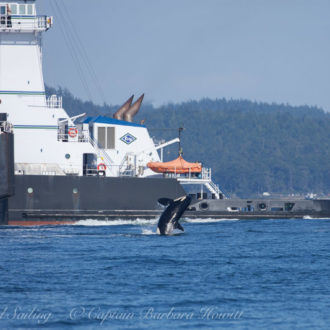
[[157, 195, 192, 235]]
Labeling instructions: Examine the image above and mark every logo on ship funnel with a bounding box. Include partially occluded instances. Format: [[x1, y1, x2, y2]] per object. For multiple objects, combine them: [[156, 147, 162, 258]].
[[120, 133, 136, 145]]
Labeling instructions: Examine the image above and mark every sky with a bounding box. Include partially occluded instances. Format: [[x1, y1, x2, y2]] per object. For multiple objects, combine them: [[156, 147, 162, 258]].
[[38, 0, 330, 110]]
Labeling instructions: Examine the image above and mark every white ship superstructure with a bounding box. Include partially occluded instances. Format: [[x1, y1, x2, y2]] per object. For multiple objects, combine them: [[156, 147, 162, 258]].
[[0, 0, 165, 178]]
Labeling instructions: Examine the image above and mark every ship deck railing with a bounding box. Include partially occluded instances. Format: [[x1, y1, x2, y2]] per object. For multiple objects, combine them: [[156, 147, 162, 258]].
[[0, 15, 52, 32], [57, 133, 89, 143], [82, 164, 136, 177], [163, 167, 224, 199], [163, 167, 212, 181], [47, 95, 63, 109]]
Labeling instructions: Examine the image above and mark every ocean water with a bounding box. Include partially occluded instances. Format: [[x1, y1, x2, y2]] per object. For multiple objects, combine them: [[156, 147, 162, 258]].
[[0, 218, 330, 329]]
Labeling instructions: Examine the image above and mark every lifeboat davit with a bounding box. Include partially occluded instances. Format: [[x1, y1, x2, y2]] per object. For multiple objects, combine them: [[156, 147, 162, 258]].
[[147, 156, 202, 174]]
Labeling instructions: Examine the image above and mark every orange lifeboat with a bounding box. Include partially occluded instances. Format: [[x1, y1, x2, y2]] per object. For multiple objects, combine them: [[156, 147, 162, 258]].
[[147, 156, 202, 174]]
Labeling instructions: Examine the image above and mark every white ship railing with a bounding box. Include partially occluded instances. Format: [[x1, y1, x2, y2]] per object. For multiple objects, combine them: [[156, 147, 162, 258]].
[[164, 167, 224, 199], [57, 133, 89, 143], [47, 95, 62, 108], [0, 15, 52, 32], [83, 163, 136, 177], [118, 152, 137, 176], [63, 167, 80, 176], [163, 167, 211, 180]]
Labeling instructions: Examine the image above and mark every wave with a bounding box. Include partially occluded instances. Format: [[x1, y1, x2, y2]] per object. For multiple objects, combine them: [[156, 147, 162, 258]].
[[73, 218, 158, 226], [183, 218, 240, 223], [73, 217, 241, 227], [141, 228, 157, 235], [303, 216, 330, 220]]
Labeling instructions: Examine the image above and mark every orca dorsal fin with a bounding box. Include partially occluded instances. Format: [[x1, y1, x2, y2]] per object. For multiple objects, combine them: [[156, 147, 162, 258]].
[[158, 198, 173, 207], [175, 222, 184, 232]]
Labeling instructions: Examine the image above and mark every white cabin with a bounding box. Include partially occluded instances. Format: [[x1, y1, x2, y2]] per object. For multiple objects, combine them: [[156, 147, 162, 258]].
[[0, 0, 164, 178]]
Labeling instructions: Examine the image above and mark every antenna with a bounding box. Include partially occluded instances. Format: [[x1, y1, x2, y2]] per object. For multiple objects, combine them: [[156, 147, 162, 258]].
[[178, 126, 184, 156]]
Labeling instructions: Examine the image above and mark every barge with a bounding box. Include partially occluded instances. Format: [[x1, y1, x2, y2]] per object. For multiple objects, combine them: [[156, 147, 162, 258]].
[[1, 0, 329, 225]]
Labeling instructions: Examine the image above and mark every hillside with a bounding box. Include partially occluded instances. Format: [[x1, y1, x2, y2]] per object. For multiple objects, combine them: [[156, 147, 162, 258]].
[[46, 86, 330, 197]]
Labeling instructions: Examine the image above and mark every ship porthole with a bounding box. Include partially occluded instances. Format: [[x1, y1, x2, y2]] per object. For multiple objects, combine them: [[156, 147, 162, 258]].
[[27, 187, 33, 194], [73, 188, 78, 194], [199, 202, 209, 210], [65, 154, 71, 159], [258, 203, 267, 211]]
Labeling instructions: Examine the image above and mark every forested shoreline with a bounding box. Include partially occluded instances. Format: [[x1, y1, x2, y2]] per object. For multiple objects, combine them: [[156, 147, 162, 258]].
[[46, 86, 330, 197]]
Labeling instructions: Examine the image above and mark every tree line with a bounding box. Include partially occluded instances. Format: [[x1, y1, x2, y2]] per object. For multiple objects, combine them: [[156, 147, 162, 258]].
[[46, 86, 330, 197]]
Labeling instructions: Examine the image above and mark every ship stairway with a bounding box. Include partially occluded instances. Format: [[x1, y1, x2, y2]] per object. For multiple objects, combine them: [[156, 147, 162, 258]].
[[205, 181, 225, 199], [118, 152, 135, 176], [176, 167, 225, 199], [89, 136, 117, 176]]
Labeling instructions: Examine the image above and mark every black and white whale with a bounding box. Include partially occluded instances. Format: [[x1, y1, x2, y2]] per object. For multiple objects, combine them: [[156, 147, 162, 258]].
[[157, 195, 192, 235]]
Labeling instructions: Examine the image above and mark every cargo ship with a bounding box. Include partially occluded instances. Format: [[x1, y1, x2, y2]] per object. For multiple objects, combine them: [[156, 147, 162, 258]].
[[1, 0, 329, 225], [0, 0, 222, 225]]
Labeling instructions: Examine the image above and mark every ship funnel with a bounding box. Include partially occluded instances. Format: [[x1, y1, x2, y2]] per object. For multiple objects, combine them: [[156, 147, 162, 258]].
[[113, 95, 134, 120], [124, 94, 144, 122]]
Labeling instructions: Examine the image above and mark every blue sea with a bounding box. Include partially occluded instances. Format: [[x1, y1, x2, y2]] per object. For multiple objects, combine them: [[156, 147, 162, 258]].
[[0, 218, 330, 329]]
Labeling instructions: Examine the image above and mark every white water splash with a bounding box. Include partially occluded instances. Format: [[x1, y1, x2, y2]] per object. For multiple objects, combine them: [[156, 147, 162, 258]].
[[141, 228, 156, 235], [74, 218, 158, 226], [183, 218, 240, 223], [73, 217, 241, 227], [303, 216, 330, 220]]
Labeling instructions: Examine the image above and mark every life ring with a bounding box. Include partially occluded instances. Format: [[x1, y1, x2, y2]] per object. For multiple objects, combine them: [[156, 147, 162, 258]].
[[68, 128, 77, 138], [97, 163, 107, 171]]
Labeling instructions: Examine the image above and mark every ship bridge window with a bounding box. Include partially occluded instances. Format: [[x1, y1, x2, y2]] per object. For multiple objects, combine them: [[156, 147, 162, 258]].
[[10, 4, 17, 15], [19, 4, 25, 15], [10, 4, 35, 16], [0, 6, 6, 27], [27, 4, 33, 15], [98, 126, 115, 149]]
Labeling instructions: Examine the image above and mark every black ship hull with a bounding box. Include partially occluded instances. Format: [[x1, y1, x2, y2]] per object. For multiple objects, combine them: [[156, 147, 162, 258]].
[[8, 174, 186, 225], [7, 174, 330, 225], [186, 198, 330, 219], [0, 130, 14, 225]]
